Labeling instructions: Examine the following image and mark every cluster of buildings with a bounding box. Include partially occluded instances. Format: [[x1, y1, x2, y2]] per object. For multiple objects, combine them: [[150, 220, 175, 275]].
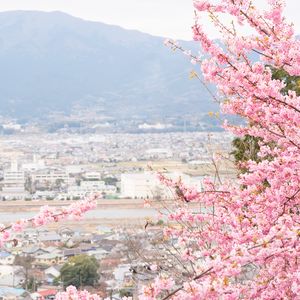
[[0, 131, 232, 165], [0, 224, 176, 300], [0, 159, 207, 201], [0, 160, 117, 201], [0, 113, 224, 135], [0, 132, 233, 201]]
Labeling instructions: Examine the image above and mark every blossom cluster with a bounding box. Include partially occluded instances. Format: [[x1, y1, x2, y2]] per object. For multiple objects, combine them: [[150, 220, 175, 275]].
[[142, 0, 300, 299], [0, 193, 99, 247], [55, 286, 101, 300]]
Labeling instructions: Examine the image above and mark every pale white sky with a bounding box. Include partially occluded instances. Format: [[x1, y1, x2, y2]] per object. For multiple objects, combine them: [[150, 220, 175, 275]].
[[0, 0, 299, 40]]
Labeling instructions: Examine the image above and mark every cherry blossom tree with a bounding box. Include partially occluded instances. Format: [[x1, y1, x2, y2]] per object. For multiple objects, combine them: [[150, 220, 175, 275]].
[[140, 0, 300, 299]]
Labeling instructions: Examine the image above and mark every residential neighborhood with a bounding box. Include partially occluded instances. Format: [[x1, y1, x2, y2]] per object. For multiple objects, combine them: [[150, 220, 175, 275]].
[[0, 223, 180, 299]]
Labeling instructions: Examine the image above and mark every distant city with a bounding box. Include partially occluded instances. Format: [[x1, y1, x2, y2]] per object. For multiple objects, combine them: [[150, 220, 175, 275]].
[[0, 110, 223, 135], [0, 116, 233, 201]]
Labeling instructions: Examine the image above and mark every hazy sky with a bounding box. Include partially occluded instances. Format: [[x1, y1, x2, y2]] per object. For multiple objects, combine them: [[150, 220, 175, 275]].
[[0, 0, 299, 40]]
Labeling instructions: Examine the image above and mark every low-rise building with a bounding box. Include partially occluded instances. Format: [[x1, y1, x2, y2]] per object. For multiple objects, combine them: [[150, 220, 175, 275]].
[[31, 168, 69, 184], [83, 172, 102, 180], [68, 180, 116, 198], [0, 265, 25, 287], [44, 266, 61, 284], [0, 252, 15, 265], [34, 253, 64, 266]]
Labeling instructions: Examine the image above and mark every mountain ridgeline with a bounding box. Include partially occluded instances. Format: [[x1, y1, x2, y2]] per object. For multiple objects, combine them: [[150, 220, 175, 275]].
[[0, 10, 218, 119]]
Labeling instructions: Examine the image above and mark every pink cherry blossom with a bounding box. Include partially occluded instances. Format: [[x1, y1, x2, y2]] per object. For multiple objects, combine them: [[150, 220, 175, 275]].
[[0, 193, 99, 245], [55, 285, 101, 300]]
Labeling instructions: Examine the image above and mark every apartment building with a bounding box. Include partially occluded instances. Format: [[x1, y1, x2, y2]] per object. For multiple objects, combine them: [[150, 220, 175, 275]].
[[68, 180, 116, 198], [1, 161, 28, 200], [31, 168, 69, 184]]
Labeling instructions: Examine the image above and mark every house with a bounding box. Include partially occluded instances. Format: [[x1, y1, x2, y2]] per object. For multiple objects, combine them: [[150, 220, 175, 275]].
[[113, 264, 131, 289], [41, 247, 58, 254], [34, 289, 57, 300], [44, 266, 61, 284], [34, 253, 64, 266], [39, 233, 61, 244], [19, 230, 39, 246], [22, 247, 48, 257], [57, 228, 74, 239], [78, 244, 96, 252], [0, 252, 15, 265], [96, 239, 119, 252], [91, 234, 111, 244], [62, 248, 82, 257], [87, 249, 109, 260], [0, 265, 25, 287]]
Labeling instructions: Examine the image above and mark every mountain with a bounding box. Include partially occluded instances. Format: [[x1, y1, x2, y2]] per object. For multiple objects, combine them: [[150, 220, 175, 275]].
[[0, 10, 218, 119]]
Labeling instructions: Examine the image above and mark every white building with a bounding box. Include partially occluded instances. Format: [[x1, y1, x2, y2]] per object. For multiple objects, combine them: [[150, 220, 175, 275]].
[[81, 180, 105, 190], [1, 161, 28, 200], [0, 252, 15, 265], [121, 172, 158, 199], [31, 168, 69, 184], [0, 265, 25, 287], [83, 172, 102, 180], [68, 180, 116, 198], [44, 266, 61, 284], [121, 172, 203, 199]]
